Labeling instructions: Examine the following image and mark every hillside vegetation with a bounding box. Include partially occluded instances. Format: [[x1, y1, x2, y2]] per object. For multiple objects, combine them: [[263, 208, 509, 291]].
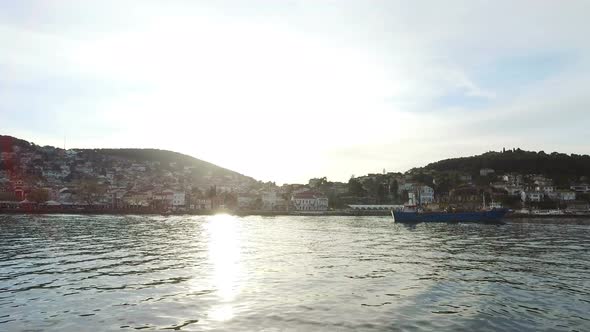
[[0, 135, 248, 179], [89, 148, 238, 176], [423, 149, 590, 179]]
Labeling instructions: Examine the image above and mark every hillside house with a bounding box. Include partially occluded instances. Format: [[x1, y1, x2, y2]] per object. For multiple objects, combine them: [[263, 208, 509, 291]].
[[521, 191, 544, 202], [480, 168, 495, 176]]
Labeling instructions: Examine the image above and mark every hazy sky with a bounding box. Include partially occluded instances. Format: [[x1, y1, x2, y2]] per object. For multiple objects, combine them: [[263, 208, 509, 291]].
[[2, 1, 589, 184]]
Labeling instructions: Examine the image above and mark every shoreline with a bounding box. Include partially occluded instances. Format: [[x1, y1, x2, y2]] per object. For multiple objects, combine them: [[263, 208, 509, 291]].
[[1, 209, 590, 219]]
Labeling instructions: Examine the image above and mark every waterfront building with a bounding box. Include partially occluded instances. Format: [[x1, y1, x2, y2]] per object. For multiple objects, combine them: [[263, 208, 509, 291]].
[[151, 190, 174, 210], [123, 191, 150, 207], [558, 191, 576, 201], [348, 204, 403, 211], [292, 191, 329, 211], [109, 188, 128, 208], [489, 201, 503, 209], [14, 180, 25, 201], [262, 191, 287, 211], [172, 191, 185, 208], [237, 194, 258, 210], [447, 185, 486, 209], [58, 187, 73, 203], [191, 199, 212, 210]]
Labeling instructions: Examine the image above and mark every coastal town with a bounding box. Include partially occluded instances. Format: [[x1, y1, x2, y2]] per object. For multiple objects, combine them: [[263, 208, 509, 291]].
[[1, 136, 589, 215]]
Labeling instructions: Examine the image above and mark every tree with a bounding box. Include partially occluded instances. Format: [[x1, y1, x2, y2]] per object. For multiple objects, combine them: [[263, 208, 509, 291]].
[[423, 149, 590, 180], [28, 188, 49, 203], [328, 192, 345, 209], [77, 179, 107, 205], [376, 184, 386, 204], [192, 187, 203, 198], [553, 174, 572, 189], [309, 177, 328, 189], [579, 193, 590, 203], [434, 175, 452, 196], [413, 172, 434, 186], [254, 197, 263, 210], [523, 195, 531, 211], [364, 178, 381, 199], [207, 186, 217, 198], [538, 196, 559, 210], [390, 179, 399, 202], [348, 178, 366, 196], [282, 186, 293, 203], [224, 192, 237, 208], [500, 195, 522, 209], [475, 174, 494, 186], [401, 190, 409, 204]]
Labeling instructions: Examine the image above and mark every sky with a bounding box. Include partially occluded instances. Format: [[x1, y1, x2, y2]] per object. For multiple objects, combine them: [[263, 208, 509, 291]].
[[1, 0, 589, 184]]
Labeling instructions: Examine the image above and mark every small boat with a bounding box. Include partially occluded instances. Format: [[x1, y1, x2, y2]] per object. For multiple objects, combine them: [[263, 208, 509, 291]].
[[392, 208, 508, 223]]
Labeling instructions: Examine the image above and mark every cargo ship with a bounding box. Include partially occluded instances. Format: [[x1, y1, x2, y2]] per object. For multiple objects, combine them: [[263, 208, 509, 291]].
[[391, 191, 508, 223], [391, 208, 508, 223]]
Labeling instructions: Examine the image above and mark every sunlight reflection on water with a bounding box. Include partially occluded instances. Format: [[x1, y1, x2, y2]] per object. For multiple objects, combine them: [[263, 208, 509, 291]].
[[205, 214, 242, 321]]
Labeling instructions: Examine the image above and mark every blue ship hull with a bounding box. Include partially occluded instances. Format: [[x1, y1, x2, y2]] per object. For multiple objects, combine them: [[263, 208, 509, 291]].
[[393, 209, 508, 223]]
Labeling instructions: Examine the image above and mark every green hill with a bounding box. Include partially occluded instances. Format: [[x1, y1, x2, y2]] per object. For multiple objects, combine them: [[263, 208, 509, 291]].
[[423, 149, 590, 179], [0, 135, 251, 180], [87, 148, 242, 177]]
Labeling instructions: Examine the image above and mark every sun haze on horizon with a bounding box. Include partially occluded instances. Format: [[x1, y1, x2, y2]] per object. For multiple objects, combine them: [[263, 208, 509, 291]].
[[2, 1, 590, 183]]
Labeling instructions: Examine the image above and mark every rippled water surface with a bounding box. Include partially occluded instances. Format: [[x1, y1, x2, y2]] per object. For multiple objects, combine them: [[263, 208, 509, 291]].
[[1, 215, 590, 331]]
